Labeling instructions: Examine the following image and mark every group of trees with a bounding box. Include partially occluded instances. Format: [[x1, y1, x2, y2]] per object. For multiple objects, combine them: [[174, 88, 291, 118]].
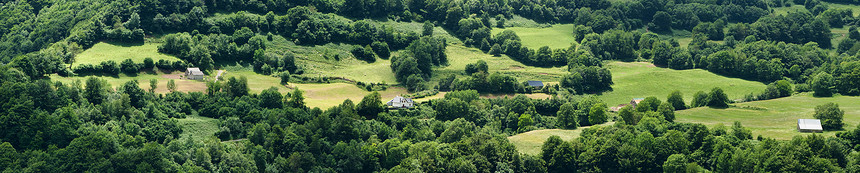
[[390, 36, 448, 91], [73, 58, 186, 75]]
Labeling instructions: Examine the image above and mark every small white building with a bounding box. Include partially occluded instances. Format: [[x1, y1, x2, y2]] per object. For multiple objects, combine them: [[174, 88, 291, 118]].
[[186, 67, 205, 80], [387, 96, 414, 109], [798, 119, 824, 133]]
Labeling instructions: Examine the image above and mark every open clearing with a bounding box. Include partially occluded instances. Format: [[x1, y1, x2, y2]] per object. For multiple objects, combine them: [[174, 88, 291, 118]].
[[596, 62, 767, 106], [221, 69, 410, 109], [433, 45, 569, 85], [73, 42, 181, 68], [50, 70, 207, 93], [492, 24, 577, 49], [508, 122, 614, 155], [677, 93, 860, 140], [177, 116, 219, 142]]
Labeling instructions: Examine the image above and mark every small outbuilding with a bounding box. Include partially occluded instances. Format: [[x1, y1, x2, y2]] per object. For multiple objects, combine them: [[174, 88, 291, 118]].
[[387, 96, 414, 109], [527, 81, 544, 89], [798, 119, 823, 133], [630, 98, 645, 108], [186, 68, 205, 80]]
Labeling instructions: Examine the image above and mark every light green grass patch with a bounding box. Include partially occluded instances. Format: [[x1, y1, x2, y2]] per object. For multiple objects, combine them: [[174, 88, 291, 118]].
[[49, 71, 207, 93], [596, 61, 767, 106], [221, 69, 409, 109], [432, 45, 569, 85], [177, 116, 220, 142], [508, 122, 614, 155], [773, 5, 809, 16], [74, 42, 181, 68], [492, 24, 577, 49], [676, 93, 860, 140]]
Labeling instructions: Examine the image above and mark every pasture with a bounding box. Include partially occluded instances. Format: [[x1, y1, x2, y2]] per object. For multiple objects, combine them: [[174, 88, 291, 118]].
[[220, 69, 410, 109], [432, 45, 570, 85], [596, 62, 767, 106], [73, 42, 181, 68], [492, 24, 577, 49], [49, 71, 207, 93], [677, 93, 860, 140], [508, 122, 614, 155]]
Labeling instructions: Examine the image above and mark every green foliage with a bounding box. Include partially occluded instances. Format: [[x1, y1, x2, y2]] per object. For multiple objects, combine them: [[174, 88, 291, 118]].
[[166, 79, 176, 92], [707, 87, 729, 108], [444, 90, 479, 103], [814, 103, 844, 130], [557, 102, 579, 129], [259, 87, 283, 109], [357, 92, 384, 119], [518, 114, 534, 132], [667, 90, 686, 110], [663, 154, 687, 173], [812, 72, 834, 97], [588, 103, 607, 125]]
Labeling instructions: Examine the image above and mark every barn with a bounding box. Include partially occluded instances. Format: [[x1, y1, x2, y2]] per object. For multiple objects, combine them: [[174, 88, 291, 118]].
[[797, 119, 823, 133], [186, 68, 205, 80]]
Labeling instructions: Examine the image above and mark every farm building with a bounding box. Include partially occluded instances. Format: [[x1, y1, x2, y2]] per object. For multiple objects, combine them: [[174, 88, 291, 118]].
[[186, 68, 205, 80], [797, 119, 823, 133], [387, 96, 414, 109], [527, 81, 544, 89], [630, 98, 645, 108]]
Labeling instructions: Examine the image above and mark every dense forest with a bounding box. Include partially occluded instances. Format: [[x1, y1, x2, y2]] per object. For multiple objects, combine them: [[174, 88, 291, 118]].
[[2, 0, 860, 172]]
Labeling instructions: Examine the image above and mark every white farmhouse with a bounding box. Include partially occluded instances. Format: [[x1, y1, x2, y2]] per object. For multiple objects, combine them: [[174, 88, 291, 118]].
[[386, 96, 414, 109]]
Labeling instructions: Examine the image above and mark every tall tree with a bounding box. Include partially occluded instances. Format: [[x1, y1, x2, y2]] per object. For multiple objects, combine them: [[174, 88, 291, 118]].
[[356, 92, 384, 119]]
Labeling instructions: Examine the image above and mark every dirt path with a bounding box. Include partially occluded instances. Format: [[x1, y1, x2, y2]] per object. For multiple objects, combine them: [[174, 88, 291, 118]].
[[214, 70, 225, 81], [222, 138, 247, 143]]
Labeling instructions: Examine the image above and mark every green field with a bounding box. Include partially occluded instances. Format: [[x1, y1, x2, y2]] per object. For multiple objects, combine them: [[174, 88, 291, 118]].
[[49, 71, 207, 93], [177, 116, 220, 142], [596, 62, 768, 106], [432, 45, 569, 85], [508, 122, 614, 155], [677, 93, 860, 140], [492, 24, 577, 49], [73, 42, 181, 68], [221, 69, 410, 109]]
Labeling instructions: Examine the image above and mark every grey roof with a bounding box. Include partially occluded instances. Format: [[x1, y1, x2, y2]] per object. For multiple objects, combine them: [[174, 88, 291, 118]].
[[187, 68, 204, 76], [798, 119, 823, 130], [388, 96, 413, 103], [527, 81, 544, 87]]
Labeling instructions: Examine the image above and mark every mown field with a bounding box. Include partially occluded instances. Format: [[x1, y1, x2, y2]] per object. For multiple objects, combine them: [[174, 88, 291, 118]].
[[49, 70, 208, 93], [596, 61, 767, 106], [73, 41, 181, 68], [677, 93, 860, 140], [508, 122, 614, 155], [431, 45, 570, 86], [491, 24, 577, 49], [220, 69, 410, 109]]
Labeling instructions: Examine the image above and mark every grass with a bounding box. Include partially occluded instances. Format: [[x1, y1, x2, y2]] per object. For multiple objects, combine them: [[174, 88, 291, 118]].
[[177, 116, 220, 142], [221, 69, 410, 109], [676, 93, 860, 140], [492, 24, 577, 49], [432, 45, 569, 85], [49, 70, 207, 93], [596, 61, 768, 106], [73, 42, 181, 68], [508, 122, 614, 155]]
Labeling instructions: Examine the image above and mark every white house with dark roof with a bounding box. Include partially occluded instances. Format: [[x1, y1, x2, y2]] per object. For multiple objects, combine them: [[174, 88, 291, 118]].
[[798, 119, 823, 133], [186, 67, 205, 80], [387, 96, 414, 109]]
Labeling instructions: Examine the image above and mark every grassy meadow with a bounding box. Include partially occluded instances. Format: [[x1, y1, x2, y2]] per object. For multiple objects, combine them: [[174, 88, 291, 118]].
[[596, 62, 768, 106], [49, 70, 207, 93], [73, 42, 181, 68], [220, 69, 410, 109], [677, 93, 860, 140], [432, 45, 570, 85], [492, 24, 577, 49], [508, 122, 614, 155]]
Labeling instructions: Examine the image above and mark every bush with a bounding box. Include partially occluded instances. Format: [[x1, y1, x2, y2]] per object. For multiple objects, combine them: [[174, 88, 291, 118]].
[[143, 58, 155, 69], [120, 59, 139, 74], [279, 71, 291, 85], [351, 45, 377, 63], [100, 60, 120, 75], [814, 103, 844, 130]]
